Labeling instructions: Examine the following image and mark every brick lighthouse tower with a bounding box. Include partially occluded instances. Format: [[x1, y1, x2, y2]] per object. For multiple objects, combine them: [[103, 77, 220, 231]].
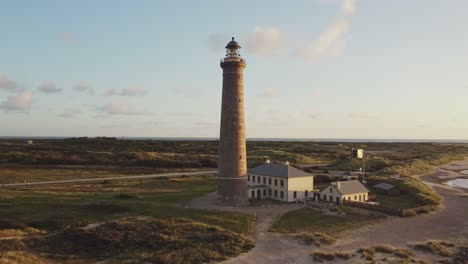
[[216, 37, 248, 206]]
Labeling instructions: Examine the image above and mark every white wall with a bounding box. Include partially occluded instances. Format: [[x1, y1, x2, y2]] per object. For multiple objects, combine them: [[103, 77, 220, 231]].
[[286, 176, 314, 202], [248, 174, 314, 202], [320, 185, 368, 204]]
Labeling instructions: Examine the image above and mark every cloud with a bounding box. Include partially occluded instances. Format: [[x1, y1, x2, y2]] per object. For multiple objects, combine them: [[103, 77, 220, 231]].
[[97, 100, 149, 116], [58, 108, 82, 118], [208, 33, 229, 52], [61, 32, 79, 45], [0, 90, 33, 112], [258, 89, 282, 99], [120, 87, 147, 96], [0, 73, 21, 92], [74, 81, 93, 94], [244, 26, 288, 55], [38, 81, 63, 93], [294, 0, 357, 61]]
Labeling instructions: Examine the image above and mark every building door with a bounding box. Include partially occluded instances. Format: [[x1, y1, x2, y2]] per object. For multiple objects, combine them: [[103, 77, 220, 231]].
[[257, 189, 261, 199], [336, 197, 340, 204], [305, 190, 308, 198], [251, 190, 255, 198]]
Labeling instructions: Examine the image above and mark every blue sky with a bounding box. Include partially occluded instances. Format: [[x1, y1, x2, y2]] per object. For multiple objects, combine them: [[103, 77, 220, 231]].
[[1, 0, 467, 139]]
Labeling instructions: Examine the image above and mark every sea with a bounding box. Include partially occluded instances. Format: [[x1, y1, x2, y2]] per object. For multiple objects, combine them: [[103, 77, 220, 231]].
[[1, 136, 468, 143]]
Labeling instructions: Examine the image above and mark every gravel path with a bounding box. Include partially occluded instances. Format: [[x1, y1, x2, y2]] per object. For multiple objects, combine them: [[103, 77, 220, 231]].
[[187, 159, 468, 263]]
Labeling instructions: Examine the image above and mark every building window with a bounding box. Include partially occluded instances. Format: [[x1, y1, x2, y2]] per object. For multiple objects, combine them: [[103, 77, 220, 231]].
[[274, 190, 278, 197], [348, 197, 351, 200], [253, 176, 256, 183], [257, 177, 260, 183], [293, 191, 297, 199], [274, 179, 277, 186], [329, 196, 333, 202], [263, 177, 266, 184], [248, 175, 250, 181], [330, 188, 333, 193], [354, 195, 357, 200], [323, 194, 326, 200], [263, 189, 266, 196], [280, 191, 284, 198], [251, 190, 255, 198], [359, 195, 362, 201], [280, 180, 284, 187], [268, 189, 272, 196], [268, 178, 272, 185]]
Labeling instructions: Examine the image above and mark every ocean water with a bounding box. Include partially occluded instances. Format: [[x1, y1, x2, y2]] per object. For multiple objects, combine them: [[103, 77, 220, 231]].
[[1, 136, 468, 143], [447, 179, 468, 189]]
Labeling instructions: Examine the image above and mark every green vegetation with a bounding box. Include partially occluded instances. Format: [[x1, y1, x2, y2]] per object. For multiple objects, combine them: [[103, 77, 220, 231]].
[[45, 218, 254, 263], [0, 174, 255, 263], [412, 241, 455, 257], [270, 206, 385, 235], [374, 193, 422, 209]]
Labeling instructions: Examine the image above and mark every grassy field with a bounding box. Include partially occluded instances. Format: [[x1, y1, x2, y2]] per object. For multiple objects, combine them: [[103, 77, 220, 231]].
[[0, 174, 255, 263], [374, 193, 422, 209], [270, 206, 385, 235]]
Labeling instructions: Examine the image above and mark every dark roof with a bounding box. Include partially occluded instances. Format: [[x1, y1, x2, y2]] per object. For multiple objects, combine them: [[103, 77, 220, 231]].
[[226, 37, 241, 49], [374, 182, 397, 190], [324, 180, 369, 195], [248, 163, 312, 179]]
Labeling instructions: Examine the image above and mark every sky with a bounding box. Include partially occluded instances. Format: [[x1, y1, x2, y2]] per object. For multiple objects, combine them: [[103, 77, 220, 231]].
[[1, 0, 467, 139]]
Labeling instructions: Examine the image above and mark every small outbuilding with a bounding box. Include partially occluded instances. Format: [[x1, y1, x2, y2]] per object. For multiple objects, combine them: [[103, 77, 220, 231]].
[[320, 180, 369, 205], [373, 182, 401, 196]]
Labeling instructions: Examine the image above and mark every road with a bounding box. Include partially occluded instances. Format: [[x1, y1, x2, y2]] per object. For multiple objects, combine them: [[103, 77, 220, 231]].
[[0, 170, 218, 188]]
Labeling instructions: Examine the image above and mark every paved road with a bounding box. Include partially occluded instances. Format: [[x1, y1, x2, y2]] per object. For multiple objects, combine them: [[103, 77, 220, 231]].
[[0, 170, 217, 188]]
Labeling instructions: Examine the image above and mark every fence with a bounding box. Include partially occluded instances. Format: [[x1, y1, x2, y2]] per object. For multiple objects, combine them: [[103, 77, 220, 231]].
[[342, 200, 435, 217]]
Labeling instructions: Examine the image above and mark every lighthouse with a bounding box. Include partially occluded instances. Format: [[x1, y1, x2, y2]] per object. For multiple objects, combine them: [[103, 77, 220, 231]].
[[216, 37, 248, 206]]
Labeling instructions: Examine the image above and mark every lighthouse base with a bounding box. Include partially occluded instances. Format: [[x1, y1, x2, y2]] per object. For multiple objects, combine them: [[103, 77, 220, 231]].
[[216, 177, 249, 206]]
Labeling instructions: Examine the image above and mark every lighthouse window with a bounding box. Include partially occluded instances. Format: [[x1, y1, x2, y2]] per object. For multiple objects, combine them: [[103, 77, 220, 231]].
[[240, 155, 242, 160]]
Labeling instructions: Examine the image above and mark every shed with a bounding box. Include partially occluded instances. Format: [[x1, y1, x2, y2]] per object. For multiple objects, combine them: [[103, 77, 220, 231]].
[[374, 182, 401, 196]]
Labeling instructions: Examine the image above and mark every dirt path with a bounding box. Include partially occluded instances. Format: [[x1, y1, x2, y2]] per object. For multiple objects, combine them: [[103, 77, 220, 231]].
[[187, 159, 468, 263]]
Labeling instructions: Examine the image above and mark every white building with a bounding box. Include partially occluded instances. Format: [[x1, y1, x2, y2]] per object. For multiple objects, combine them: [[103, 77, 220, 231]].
[[320, 180, 369, 204], [247, 161, 314, 202]]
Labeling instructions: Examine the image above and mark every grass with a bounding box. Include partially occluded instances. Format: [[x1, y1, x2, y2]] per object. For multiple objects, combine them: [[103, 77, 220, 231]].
[[374, 193, 423, 209], [0, 175, 254, 233], [358, 244, 421, 263], [0, 173, 256, 263], [412, 240, 455, 257], [295, 232, 336, 246], [270, 206, 385, 235], [311, 250, 352, 262], [45, 217, 254, 263]]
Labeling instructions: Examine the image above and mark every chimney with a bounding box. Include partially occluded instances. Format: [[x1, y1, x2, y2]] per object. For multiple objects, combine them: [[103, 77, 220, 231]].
[[337, 182, 341, 189]]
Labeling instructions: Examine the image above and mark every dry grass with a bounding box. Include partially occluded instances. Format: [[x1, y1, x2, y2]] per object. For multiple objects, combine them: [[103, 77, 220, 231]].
[[358, 244, 418, 262], [296, 232, 336, 247], [311, 250, 351, 262], [412, 240, 455, 257], [44, 217, 254, 263]]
